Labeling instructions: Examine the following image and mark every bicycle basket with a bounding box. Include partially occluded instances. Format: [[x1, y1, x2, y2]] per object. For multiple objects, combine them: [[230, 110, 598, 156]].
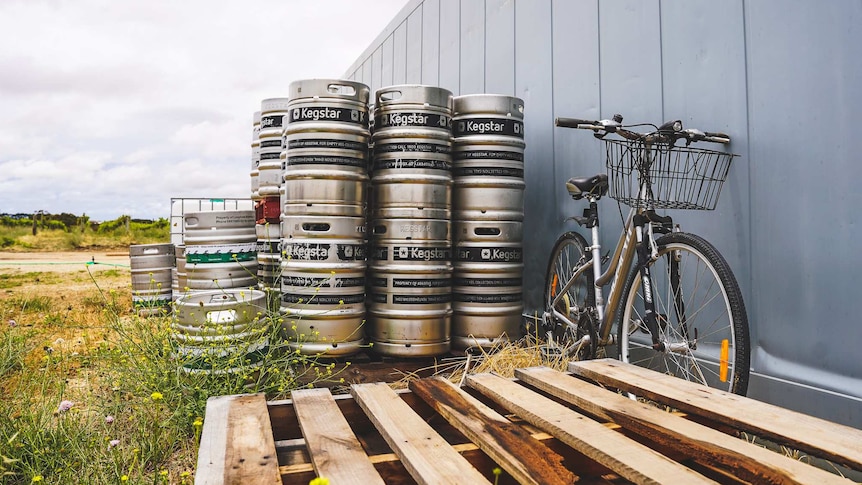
[[604, 139, 736, 210]]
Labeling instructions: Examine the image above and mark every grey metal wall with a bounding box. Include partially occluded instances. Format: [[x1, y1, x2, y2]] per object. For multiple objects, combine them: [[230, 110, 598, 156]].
[[344, 0, 862, 427]]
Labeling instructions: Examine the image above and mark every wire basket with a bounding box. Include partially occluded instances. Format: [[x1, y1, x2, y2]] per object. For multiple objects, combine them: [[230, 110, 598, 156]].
[[604, 139, 736, 210]]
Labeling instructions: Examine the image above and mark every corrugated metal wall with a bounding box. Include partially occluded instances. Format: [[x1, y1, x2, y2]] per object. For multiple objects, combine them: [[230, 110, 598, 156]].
[[344, 0, 862, 426]]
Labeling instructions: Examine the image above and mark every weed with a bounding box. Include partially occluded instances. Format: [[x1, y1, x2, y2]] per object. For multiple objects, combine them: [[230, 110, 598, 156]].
[[0, 327, 33, 378]]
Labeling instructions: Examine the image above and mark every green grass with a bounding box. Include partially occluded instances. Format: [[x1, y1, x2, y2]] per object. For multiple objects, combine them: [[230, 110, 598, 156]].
[[0, 221, 169, 252], [0, 267, 351, 484]]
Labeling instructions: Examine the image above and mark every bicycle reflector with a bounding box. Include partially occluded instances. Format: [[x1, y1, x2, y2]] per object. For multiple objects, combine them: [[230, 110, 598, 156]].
[[720, 339, 730, 382]]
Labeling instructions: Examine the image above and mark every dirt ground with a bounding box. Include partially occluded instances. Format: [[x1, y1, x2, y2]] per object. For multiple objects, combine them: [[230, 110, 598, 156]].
[[0, 250, 131, 273]]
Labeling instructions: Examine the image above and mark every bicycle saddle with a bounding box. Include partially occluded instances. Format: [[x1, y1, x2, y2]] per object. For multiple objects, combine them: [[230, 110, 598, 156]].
[[566, 174, 609, 200]]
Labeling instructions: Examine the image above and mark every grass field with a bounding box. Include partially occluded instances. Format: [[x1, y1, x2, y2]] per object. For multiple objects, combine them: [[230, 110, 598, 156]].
[[0, 256, 354, 484]]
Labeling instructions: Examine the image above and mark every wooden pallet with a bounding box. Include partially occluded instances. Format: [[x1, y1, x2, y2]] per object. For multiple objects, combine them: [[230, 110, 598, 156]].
[[196, 359, 861, 484]]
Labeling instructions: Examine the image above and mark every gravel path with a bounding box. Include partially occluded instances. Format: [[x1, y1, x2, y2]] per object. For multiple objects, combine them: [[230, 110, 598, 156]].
[[0, 251, 131, 273]]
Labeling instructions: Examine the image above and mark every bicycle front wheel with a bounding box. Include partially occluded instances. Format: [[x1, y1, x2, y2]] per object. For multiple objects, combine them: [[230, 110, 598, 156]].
[[615, 232, 750, 394], [544, 231, 596, 360]]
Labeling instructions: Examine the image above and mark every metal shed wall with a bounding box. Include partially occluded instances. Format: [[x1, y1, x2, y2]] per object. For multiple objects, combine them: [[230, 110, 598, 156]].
[[344, 0, 862, 427]]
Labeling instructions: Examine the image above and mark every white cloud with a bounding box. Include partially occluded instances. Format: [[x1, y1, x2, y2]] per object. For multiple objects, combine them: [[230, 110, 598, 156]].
[[0, 0, 410, 220]]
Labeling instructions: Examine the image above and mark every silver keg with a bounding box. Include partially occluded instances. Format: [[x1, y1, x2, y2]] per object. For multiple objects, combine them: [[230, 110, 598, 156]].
[[367, 218, 452, 357], [451, 220, 524, 349], [371, 85, 453, 220], [171, 289, 268, 373], [184, 210, 258, 291], [280, 215, 366, 356], [130, 243, 174, 316], [259, 98, 289, 197], [250, 110, 262, 201], [284, 79, 370, 175], [452, 94, 525, 221]]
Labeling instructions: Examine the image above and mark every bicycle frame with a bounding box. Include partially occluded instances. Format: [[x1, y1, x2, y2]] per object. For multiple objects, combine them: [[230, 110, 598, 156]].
[[548, 205, 639, 347]]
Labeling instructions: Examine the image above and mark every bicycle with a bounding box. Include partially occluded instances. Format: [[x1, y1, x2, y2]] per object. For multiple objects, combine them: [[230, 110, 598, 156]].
[[542, 114, 750, 395]]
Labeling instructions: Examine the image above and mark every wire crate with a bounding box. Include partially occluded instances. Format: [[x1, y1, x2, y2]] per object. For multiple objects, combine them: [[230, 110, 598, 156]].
[[604, 139, 736, 210]]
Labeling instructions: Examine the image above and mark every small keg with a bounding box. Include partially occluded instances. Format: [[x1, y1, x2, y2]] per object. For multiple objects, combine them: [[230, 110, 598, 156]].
[[130, 243, 174, 316], [451, 220, 524, 349], [259, 98, 289, 197], [184, 210, 258, 291], [171, 289, 268, 373], [280, 215, 366, 356], [367, 218, 452, 357], [285, 79, 370, 174], [371, 85, 453, 220], [452, 95, 525, 221], [250, 110, 262, 201]]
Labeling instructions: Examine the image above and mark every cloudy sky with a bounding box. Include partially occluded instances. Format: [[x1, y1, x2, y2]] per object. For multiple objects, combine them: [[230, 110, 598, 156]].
[[0, 0, 409, 221]]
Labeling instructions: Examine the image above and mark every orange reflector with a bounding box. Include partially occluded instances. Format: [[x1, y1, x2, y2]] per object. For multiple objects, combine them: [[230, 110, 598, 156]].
[[719, 339, 729, 382], [551, 274, 558, 298]]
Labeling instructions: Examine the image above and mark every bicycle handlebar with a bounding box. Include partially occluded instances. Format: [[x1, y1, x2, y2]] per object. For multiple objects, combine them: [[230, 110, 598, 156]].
[[555, 116, 732, 145]]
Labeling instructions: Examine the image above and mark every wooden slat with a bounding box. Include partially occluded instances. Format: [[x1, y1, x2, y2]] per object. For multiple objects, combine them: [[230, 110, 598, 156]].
[[569, 359, 862, 471], [519, 366, 852, 484], [350, 382, 492, 485], [195, 393, 281, 485], [410, 377, 577, 485], [466, 373, 717, 485], [292, 388, 385, 485]]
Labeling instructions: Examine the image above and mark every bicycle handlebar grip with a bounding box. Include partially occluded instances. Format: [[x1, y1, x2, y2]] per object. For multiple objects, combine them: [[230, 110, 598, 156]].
[[704, 131, 732, 144], [555, 117, 595, 128]]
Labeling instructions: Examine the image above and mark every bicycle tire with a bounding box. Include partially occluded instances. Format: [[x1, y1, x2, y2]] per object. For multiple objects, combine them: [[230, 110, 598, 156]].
[[543, 231, 597, 360], [615, 232, 750, 395]]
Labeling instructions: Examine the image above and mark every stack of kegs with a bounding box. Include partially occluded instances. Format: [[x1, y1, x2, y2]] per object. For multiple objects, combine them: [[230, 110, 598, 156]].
[[451, 94, 526, 349], [183, 210, 258, 293], [130, 243, 174, 316], [368, 85, 454, 357], [280, 79, 370, 357], [173, 244, 186, 301], [256, 101, 286, 306]]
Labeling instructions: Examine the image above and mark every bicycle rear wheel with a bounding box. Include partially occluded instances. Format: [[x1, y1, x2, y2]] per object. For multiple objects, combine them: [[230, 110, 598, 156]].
[[615, 232, 750, 394], [544, 231, 596, 360]]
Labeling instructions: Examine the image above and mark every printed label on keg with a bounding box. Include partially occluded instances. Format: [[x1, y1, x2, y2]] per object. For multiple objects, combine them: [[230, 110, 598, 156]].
[[186, 251, 256, 264], [256, 241, 280, 253], [286, 155, 366, 168], [336, 244, 366, 261], [370, 277, 387, 287], [393, 294, 452, 304], [288, 139, 367, 151], [260, 139, 282, 148], [371, 247, 389, 260], [259, 152, 281, 161], [282, 293, 365, 305], [281, 275, 365, 288], [289, 107, 366, 124], [453, 166, 524, 178], [261, 115, 284, 129], [456, 247, 523, 263], [454, 118, 524, 138], [455, 150, 524, 162], [283, 243, 331, 261], [375, 112, 452, 129], [454, 277, 522, 287], [369, 292, 387, 303], [373, 158, 452, 171], [374, 142, 451, 154], [393, 278, 452, 288], [393, 246, 452, 261], [453, 292, 522, 303]]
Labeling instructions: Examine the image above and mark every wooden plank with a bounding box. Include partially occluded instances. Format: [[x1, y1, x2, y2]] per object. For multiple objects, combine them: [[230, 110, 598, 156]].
[[519, 366, 852, 485], [466, 373, 717, 485], [292, 388, 385, 485], [569, 359, 862, 471], [410, 377, 577, 485], [195, 393, 281, 485], [350, 382, 492, 485]]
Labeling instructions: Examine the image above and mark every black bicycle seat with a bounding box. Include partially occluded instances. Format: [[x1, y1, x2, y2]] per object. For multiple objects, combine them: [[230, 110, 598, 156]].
[[566, 174, 609, 200]]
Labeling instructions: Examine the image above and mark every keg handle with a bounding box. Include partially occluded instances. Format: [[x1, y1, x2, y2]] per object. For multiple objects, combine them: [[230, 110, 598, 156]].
[[378, 89, 402, 102], [327, 83, 357, 96]]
